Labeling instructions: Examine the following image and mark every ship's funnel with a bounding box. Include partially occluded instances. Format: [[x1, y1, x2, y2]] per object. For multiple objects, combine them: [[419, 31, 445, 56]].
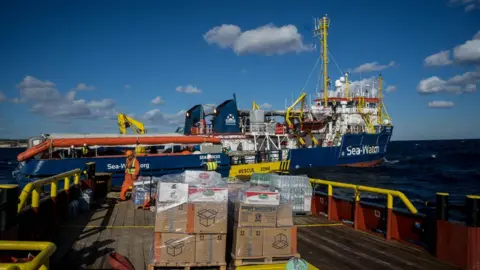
[[184, 104, 204, 135], [212, 99, 240, 134]]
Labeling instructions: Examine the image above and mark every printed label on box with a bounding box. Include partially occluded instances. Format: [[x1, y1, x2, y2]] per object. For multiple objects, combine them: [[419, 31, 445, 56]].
[[244, 191, 280, 205], [188, 188, 228, 202], [158, 183, 188, 202]]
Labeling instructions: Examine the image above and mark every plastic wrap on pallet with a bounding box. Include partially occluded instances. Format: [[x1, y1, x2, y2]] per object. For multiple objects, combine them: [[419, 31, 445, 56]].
[[154, 172, 228, 234], [150, 232, 195, 264], [150, 232, 226, 266], [133, 176, 156, 208], [270, 174, 312, 212], [156, 180, 189, 212], [184, 170, 224, 187], [226, 179, 251, 203], [232, 227, 264, 257], [79, 189, 92, 212], [250, 172, 273, 186], [154, 170, 225, 188], [237, 185, 280, 206]]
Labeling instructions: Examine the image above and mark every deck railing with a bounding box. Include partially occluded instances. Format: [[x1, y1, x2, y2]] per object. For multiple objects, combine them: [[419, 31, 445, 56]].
[[17, 169, 83, 213], [309, 178, 418, 214], [309, 178, 418, 240], [0, 241, 56, 270]]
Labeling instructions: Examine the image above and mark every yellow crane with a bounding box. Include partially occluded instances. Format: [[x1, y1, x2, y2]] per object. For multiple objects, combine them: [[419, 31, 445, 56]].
[[117, 113, 146, 134], [285, 92, 319, 146], [117, 113, 146, 153]]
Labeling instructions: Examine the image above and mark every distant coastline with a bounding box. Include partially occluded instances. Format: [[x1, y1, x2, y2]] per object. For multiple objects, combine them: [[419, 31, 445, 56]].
[[0, 139, 27, 148]]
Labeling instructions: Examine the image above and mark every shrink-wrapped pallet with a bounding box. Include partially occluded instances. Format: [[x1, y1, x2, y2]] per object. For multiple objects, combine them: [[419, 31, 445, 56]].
[[150, 170, 228, 266], [229, 174, 298, 260]]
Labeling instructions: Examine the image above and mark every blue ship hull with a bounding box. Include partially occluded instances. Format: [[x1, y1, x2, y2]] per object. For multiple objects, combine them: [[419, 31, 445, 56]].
[[15, 127, 392, 187], [289, 127, 392, 168], [16, 153, 231, 187]]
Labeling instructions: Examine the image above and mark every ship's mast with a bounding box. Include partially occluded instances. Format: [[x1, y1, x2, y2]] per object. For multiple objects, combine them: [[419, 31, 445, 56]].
[[345, 72, 349, 100], [378, 74, 383, 124], [314, 15, 330, 105]]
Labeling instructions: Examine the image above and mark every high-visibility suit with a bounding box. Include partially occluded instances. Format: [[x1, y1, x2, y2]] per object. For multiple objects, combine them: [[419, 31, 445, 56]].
[[120, 156, 140, 200]]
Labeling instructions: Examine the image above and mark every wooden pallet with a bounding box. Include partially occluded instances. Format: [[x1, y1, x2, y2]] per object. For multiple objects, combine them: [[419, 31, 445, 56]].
[[231, 253, 301, 266], [147, 262, 227, 270]]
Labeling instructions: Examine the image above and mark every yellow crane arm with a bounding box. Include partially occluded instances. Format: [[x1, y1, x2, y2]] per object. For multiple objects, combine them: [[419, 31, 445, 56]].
[[252, 101, 260, 110], [285, 92, 307, 129], [117, 114, 146, 134]]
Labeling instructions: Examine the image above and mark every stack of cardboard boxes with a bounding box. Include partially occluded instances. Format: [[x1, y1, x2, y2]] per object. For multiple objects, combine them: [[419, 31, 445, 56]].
[[152, 171, 228, 266], [230, 187, 298, 260]]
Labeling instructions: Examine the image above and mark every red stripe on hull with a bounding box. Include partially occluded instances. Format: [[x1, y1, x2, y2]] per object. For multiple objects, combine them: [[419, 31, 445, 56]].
[[340, 159, 383, 167]]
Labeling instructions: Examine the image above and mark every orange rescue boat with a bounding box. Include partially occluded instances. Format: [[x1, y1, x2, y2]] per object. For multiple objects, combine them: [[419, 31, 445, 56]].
[[17, 136, 221, 162]]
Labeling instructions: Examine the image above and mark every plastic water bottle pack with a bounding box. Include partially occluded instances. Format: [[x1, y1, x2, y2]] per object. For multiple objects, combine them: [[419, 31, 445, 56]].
[[270, 174, 313, 212]]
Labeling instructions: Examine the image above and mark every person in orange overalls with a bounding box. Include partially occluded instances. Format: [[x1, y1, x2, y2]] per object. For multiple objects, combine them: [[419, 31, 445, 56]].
[[120, 150, 140, 201]]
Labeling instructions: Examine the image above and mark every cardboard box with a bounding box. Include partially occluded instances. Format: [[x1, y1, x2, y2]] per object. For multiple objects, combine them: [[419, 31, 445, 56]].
[[232, 227, 264, 257], [188, 187, 228, 202], [153, 233, 195, 264], [157, 183, 189, 203], [184, 170, 222, 186], [242, 190, 280, 205], [276, 204, 293, 227], [195, 234, 226, 264], [155, 203, 193, 233], [234, 202, 277, 227], [262, 227, 297, 256], [192, 202, 227, 233]]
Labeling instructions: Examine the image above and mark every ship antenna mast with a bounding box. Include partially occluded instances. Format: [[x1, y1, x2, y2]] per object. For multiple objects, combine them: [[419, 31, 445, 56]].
[[378, 74, 383, 124], [314, 14, 330, 106]]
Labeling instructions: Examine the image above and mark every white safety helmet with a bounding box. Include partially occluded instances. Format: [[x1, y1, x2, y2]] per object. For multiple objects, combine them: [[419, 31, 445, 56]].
[[83, 143, 87, 146], [207, 154, 212, 160], [71, 145, 74, 148]]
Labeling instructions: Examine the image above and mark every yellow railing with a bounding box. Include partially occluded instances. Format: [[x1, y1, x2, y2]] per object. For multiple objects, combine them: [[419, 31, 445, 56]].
[[310, 178, 418, 214], [17, 169, 82, 213], [0, 241, 56, 270]]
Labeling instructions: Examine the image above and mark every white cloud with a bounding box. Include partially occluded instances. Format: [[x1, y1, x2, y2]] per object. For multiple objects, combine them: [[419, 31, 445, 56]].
[[333, 76, 382, 97], [453, 39, 480, 65], [259, 103, 272, 109], [385, 85, 397, 93], [424, 50, 452, 66], [124, 84, 131, 89], [353, 61, 396, 73], [204, 24, 241, 48], [0, 91, 5, 102], [11, 97, 26, 104], [151, 96, 165, 105], [203, 104, 216, 114], [417, 71, 479, 94], [449, 0, 480, 12], [142, 109, 185, 127], [204, 23, 313, 56], [72, 83, 95, 91], [13, 76, 118, 120], [176, 85, 201, 94], [86, 99, 116, 109], [424, 32, 480, 66], [474, 31, 480, 40], [17, 76, 60, 101], [428, 101, 455, 108]]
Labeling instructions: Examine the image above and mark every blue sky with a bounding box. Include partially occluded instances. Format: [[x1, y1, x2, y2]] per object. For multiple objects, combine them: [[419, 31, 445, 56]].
[[0, 0, 479, 140]]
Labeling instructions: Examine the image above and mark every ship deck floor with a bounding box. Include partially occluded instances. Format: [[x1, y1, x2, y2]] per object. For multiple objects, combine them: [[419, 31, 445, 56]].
[[51, 195, 460, 270]]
